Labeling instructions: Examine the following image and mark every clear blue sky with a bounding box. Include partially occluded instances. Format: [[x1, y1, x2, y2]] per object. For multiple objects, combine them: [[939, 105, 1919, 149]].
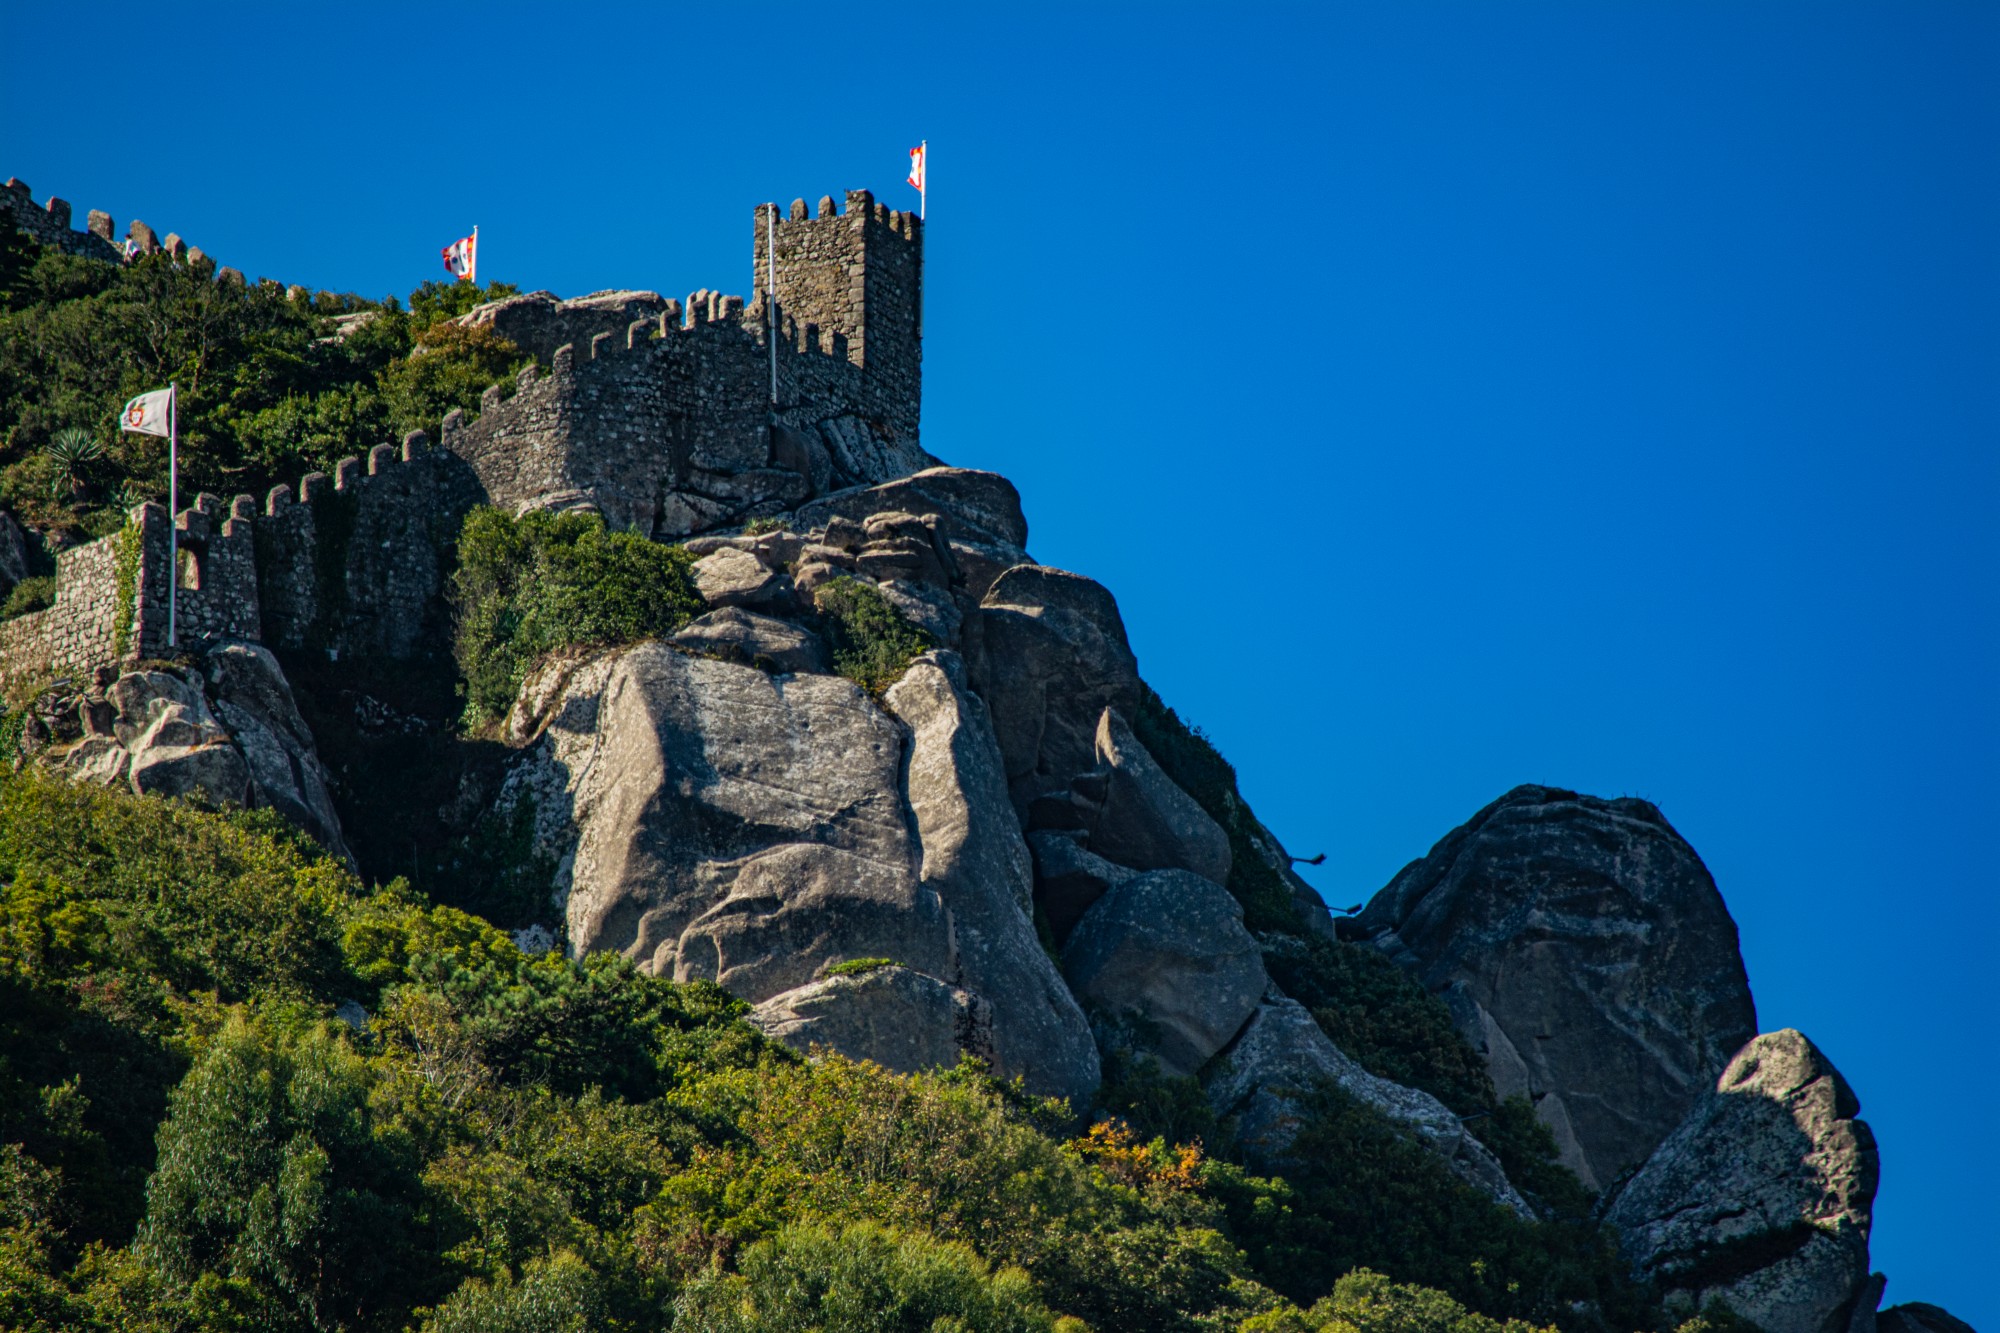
[[5, 1, 1995, 1319]]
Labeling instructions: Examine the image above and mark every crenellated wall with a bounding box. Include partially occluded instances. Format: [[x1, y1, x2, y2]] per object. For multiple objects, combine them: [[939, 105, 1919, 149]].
[[0, 184, 931, 686], [2, 175, 231, 275]]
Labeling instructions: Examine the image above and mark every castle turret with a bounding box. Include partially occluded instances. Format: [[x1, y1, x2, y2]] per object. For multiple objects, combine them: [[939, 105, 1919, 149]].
[[754, 189, 922, 446]]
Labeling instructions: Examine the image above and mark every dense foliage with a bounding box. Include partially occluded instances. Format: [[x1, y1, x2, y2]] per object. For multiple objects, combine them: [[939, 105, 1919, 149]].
[[0, 222, 521, 542], [810, 575, 935, 694], [0, 769, 1730, 1332], [451, 507, 705, 723]]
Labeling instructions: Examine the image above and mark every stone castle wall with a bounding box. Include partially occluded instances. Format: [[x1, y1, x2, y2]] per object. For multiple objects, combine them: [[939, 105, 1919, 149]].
[[0, 530, 129, 691], [3, 176, 216, 269], [0, 183, 930, 686]]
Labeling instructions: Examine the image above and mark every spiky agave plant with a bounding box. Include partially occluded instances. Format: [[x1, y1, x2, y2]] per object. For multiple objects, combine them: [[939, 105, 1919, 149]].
[[42, 426, 105, 500]]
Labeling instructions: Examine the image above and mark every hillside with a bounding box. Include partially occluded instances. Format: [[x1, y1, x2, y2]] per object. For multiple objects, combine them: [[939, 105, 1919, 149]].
[[0, 183, 1975, 1333]]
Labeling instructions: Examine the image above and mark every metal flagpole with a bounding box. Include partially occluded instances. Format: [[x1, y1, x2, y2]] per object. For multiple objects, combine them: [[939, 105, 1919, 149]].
[[767, 206, 778, 409], [919, 139, 927, 220], [167, 381, 177, 649], [470, 225, 479, 285]]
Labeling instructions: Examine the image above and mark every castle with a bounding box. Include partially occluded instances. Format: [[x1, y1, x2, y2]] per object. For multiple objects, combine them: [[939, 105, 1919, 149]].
[[0, 182, 930, 690]]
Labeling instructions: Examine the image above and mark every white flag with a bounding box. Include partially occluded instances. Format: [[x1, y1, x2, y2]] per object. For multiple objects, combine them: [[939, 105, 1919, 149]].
[[119, 386, 174, 438]]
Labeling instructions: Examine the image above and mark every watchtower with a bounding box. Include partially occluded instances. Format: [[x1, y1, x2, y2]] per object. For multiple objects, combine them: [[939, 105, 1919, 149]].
[[753, 189, 923, 444]]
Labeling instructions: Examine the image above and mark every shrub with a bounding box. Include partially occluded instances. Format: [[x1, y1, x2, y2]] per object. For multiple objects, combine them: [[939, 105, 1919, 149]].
[[425, 1251, 606, 1333], [1, 575, 53, 619], [378, 320, 527, 441], [1242, 1266, 1558, 1333], [451, 507, 704, 723], [672, 1220, 1065, 1333], [811, 576, 933, 694], [1213, 1082, 1644, 1326]]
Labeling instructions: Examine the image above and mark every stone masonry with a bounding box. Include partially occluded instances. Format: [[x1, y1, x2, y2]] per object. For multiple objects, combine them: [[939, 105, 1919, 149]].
[[3, 176, 218, 270], [0, 185, 931, 690]]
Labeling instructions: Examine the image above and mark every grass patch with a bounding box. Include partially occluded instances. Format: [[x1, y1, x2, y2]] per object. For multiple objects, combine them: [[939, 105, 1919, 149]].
[[824, 957, 898, 978]]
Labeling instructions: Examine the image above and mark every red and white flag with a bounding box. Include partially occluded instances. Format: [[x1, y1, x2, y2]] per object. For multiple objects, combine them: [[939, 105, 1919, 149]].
[[907, 144, 925, 195], [441, 230, 477, 282]]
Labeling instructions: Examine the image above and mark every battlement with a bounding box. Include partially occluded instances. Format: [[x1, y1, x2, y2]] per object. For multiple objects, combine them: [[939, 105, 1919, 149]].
[[2, 176, 241, 282], [753, 189, 922, 421], [0, 184, 932, 689]]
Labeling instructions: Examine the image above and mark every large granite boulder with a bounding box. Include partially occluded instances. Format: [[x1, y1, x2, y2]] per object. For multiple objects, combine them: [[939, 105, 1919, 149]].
[[1027, 830, 1137, 943], [46, 645, 351, 862], [1061, 868, 1266, 1078], [201, 643, 352, 861], [668, 607, 827, 675], [503, 643, 1097, 1103], [749, 964, 989, 1077], [1355, 784, 1757, 1190], [1604, 1030, 1879, 1333], [1207, 992, 1530, 1215], [1078, 707, 1231, 885], [972, 566, 1141, 812]]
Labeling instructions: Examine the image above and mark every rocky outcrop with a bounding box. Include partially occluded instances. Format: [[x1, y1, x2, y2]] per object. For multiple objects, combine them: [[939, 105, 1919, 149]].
[[1061, 868, 1266, 1078], [796, 467, 1030, 601], [1355, 784, 1757, 1189], [29, 643, 351, 862], [1206, 992, 1530, 1215], [973, 566, 1141, 813], [690, 546, 792, 610], [749, 964, 990, 1078], [668, 608, 827, 675], [502, 642, 1097, 1103], [1043, 707, 1231, 885], [1604, 1030, 1879, 1333], [1026, 830, 1136, 943]]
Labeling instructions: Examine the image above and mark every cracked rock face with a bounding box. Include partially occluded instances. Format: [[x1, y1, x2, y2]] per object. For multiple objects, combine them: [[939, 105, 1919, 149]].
[[1605, 1029, 1879, 1333], [1061, 868, 1267, 1078], [507, 641, 1097, 1103], [43, 643, 350, 863], [972, 565, 1141, 813], [1356, 784, 1757, 1189]]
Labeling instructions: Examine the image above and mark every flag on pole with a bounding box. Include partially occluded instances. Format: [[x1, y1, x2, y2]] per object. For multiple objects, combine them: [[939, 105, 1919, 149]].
[[907, 144, 925, 195], [442, 231, 477, 282], [119, 386, 174, 438]]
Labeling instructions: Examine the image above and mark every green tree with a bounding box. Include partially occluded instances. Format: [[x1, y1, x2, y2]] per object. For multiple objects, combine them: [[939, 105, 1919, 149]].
[[138, 1017, 435, 1331]]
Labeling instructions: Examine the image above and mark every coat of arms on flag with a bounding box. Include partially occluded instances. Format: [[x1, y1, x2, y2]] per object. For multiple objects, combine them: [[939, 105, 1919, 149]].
[[119, 386, 174, 438], [442, 230, 477, 282], [907, 144, 925, 194]]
